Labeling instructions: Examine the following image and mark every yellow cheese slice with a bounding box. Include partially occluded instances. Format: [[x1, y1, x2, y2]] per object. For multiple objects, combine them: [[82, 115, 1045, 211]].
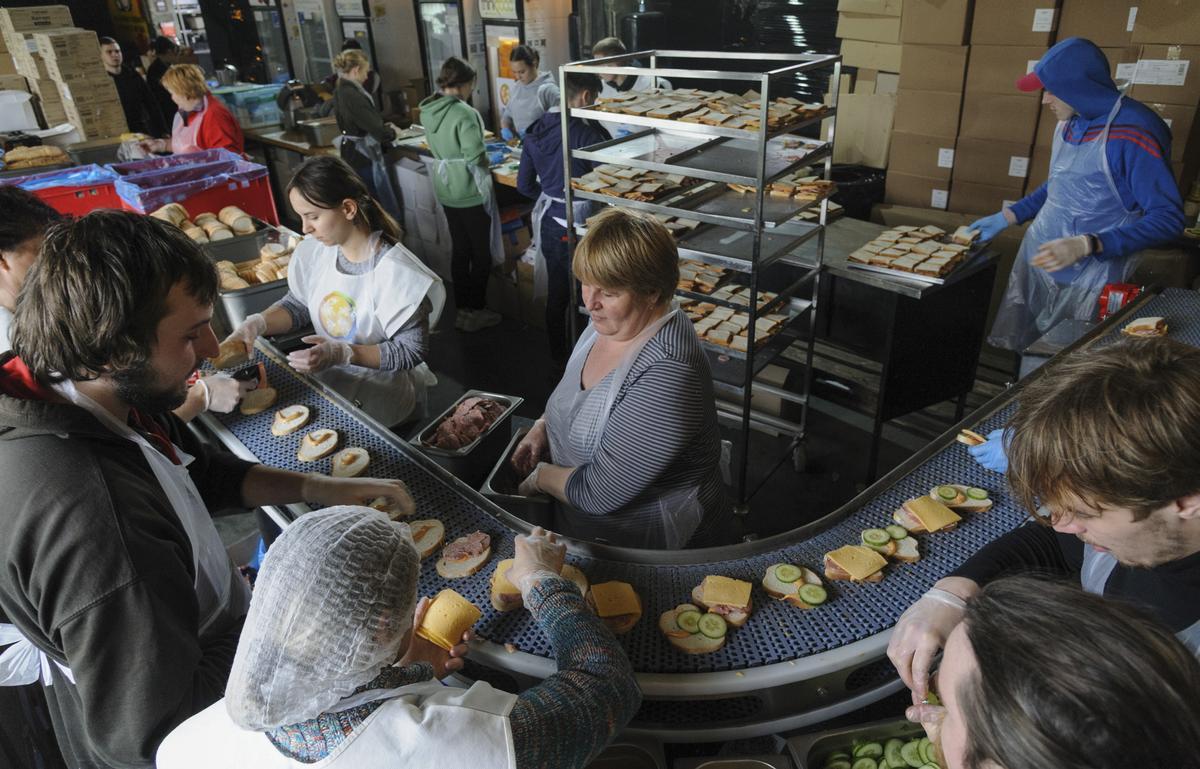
[[491, 559, 519, 596], [827, 545, 887, 580], [908, 496, 962, 530], [590, 581, 640, 618], [701, 575, 752, 608]]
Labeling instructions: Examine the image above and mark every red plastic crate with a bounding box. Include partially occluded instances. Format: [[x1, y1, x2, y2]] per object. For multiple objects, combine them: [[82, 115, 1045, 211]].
[[119, 174, 279, 225], [109, 149, 280, 225], [0, 165, 123, 216]]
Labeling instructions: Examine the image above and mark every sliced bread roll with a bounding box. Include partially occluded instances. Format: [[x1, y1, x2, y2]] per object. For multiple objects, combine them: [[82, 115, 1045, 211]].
[[297, 429, 339, 461], [562, 564, 589, 597], [219, 206, 255, 234], [892, 536, 921, 564], [368, 489, 416, 519], [659, 603, 726, 655], [330, 447, 369, 477], [408, 518, 445, 559], [238, 386, 277, 415], [209, 339, 250, 369], [271, 405, 311, 436], [489, 559, 523, 613], [436, 532, 491, 579], [929, 484, 993, 513], [761, 564, 827, 609]]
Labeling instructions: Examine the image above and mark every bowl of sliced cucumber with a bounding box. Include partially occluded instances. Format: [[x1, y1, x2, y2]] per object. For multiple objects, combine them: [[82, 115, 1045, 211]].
[[786, 717, 943, 769]]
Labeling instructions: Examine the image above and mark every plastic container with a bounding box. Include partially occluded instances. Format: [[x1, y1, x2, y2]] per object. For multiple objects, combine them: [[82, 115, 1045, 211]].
[[786, 717, 926, 769], [66, 137, 124, 166], [200, 222, 299, 335], [108, 148, 279, 224], [211, 83, 284, 128], [480, 427, 553, 527], [413, 390, 523, 488], [0, 163, 123, 216]]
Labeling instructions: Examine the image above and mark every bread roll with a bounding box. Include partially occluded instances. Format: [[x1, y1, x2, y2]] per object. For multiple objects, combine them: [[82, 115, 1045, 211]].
[[239, 387, 278, 415], [151, 203, 189, 226], [183, 225, 209, 243], [200, 219, 234, 240], [259, 242, 286, 262], [193, 212, 219, 226], [219, 275, 250, 291], [218, 206, 255, 235]]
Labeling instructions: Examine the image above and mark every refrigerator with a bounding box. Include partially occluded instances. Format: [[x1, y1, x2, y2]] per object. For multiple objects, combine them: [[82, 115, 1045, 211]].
[[335, 0, 380, 72], [414, 1, 491, 121], [247, 0, 295, 83], [479, 0, 571, 131], [288, 0, 341, 83]]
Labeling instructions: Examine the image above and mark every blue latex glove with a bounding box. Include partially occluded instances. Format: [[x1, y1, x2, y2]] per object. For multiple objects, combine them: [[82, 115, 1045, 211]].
[[487, 150, 506, 166], [970, 211, 1010, 241], [968, 428, 1010, 473], [615, 128, 632, 138], [501, 126, 515, 141]]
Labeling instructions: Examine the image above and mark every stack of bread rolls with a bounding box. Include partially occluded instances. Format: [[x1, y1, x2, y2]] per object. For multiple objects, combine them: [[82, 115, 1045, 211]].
[[150, 203, 257, 243], [213, 237, 296, 291]]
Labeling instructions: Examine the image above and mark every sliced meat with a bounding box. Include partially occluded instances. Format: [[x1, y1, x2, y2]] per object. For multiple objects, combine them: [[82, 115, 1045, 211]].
[[427, 397, 506, 449], [443, 531, 490, 562]]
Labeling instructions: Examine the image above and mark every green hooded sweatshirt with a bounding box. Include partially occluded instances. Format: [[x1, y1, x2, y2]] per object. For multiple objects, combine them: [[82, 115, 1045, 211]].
[[418, 93, 488, 208]]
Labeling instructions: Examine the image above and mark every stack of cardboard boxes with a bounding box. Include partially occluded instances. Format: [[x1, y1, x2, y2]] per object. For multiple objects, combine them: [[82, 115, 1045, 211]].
[[833, 0, 902, 168]]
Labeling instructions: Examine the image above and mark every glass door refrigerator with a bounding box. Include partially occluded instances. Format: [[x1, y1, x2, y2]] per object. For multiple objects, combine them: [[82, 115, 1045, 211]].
[[479, 0, 570, 130], [415, 0, 491, 123], [289, 0, 340, 83], [334, 0, 380, 68], [247, 0, 295, 83]]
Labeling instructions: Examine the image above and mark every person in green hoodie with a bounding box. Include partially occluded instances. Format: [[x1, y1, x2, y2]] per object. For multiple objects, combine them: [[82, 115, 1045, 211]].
[[419, 57, 504, 332]]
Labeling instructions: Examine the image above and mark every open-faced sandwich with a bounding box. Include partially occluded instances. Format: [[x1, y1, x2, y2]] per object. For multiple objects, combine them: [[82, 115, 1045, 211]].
[[238, 386, 278, 415], [368, 489, 416, 519], [659, 603, 730, 654], [955, 428, 987, 447], [823, 545, 887, 583], [407, 518, 445, 559], [436, 531, 491, 579], [690, 575, 753, 628], [297, 428, 339, 461], [1122, 316, 1168, 337], [271, 405, 311, 436], [330, 447, 369, 478], [491, 560, 589, 612], [893, 496, 962, 533], [761, 563, 828, 609], [860, 526, 921, 563], [585, 581, 643, 634], [929, 484, 993, 513]]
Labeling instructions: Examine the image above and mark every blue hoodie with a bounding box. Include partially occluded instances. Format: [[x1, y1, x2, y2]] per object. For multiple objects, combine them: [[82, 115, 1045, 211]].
[[1008, 37, 1185, 259], [517, 109, 611, 222]]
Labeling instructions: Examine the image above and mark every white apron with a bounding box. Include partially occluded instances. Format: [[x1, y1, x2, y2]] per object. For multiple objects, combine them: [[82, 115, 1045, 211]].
[[156, 680, 518, 769], [430, 105, 505, 265], [0, 381, 250, 687], [1081, 547, 1200, 655], [171, 96, 209, 154], [527, 188, 589, 301], [295, 235, 445, 427], [333, 78, 402, 218], [989, 97, 1142, 352]]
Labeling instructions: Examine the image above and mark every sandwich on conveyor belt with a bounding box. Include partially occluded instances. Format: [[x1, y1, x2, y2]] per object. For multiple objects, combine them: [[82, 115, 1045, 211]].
[[330, 447, 369, 478], [271, 405, 311, 436], [436, 531, 492, 579], [238, 386, 278, 415], [407, 519, 445, 559], [761, 564, 828, 609], [1121, 316, 1168, 337], [955, 428, 987, 447], [659, 603, 730, 654], [490, 560, 589, 612], [823, 545, 887, 583], [893, 496, 962, 533], [930, 484, 993, 513], [297, 428, 339, 461], [690, 575, 753, 628], [585, 581, 643, 634], [368, 490, 417, 520]]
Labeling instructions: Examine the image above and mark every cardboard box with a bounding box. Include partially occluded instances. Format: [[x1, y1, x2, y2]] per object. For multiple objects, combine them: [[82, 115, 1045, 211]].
[[1145, 101, 1199, 161], [959, 92, 1041, 143], [1027, 142, 1053, 192], [1060, 0, 1138, 47], [839, 0, 902, 16], [0, 56, 14, 77], [1128, 44, 1200, 105], [1102, 44, 1143, 81], [971, 0, 1061, 47], [898, 45, 969, 92], [893, 88, 963, 137], [952, 137, 1033, 188], [965, 45, 1048, 96], [888, 130, 958, 181], [885, 171, 952, 209], [949, 179, 1026, 215], [837, 12, 902, 44], [0, 73, 26, 91], [840, 39, 902, 71], [901, 0, 973, 45], [830, 91, 896, 167], [0, 6, 73, 37], [1131, 0, 1200, 46], [32, 28, 96, 60]]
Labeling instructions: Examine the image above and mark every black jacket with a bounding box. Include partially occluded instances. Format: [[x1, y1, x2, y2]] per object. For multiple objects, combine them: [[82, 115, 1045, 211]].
[[108, 66, 166, 137], [333, 77, 395, 168]]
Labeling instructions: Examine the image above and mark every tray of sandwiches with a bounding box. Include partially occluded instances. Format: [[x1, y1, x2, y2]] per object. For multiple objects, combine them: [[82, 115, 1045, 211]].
[[572, 163, 698, 202], [681, 293, 798, 355], [649, 212, 704, 240], [846, 225, 982, 285], [588, 87, 829, 134], [576, 132, 829, 183], [677, 258, 731, 295]]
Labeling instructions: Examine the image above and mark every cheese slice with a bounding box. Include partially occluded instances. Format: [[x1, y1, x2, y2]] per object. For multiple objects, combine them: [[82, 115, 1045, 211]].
[[826, 545, 887, 580], [907, 496, 962, 531], [589, 581, 640, 618], [491, 559, 519, 596], [701, 575, 752, 609]]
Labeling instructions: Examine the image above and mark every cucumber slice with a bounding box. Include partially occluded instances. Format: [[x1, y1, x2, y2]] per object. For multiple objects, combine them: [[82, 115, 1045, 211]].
[[676, 610, 702, 634], [966, 487, 989, 500], [853, 742, 883, 759], [936, 485, 958, 501], [851, 759, 878, 769], [798, 583, 828, 605], [900, 740, 924, 768], [825, 762, 852, 769], [918, 738, 932, 764], [884, 738, 904, 767], [922, 689, 942, 706], [775, 563, 803, 583], [862, 528, 892, 547], [828, 752, 852, 762], [918, 765, 940, 769], [697, 612, 727, 639], [886, 524, 909, 540]]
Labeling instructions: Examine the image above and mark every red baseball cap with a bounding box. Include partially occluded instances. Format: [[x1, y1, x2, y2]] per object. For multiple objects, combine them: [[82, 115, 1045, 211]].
[[1016, 70, 1044, 92]]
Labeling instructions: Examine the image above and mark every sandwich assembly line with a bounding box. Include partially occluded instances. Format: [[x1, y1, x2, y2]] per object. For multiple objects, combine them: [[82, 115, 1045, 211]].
[[1, 2, 1199, 769]]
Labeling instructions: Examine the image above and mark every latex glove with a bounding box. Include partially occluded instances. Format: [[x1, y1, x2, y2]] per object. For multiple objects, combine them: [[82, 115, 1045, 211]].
[[968, 428, 1009, 473], [500, 126, 515, 141], [1032, 235, 1091, 272], [615, 128, 632, 138], [886, 588, 968, 698], [300, 474, 413, 508], [139, 137, 169, 155], [517, 462, 548, 497], [287, 335, 352, 374], [507, 527, 567, 603], [197, 373, 255, 413], [487, 150, 506, 166], [224, 313, 267, 357], [970, 210, 1011, 241], [906, 695, 948, 765], [400, 595, 472, 679], [511, 419, 549, 477]]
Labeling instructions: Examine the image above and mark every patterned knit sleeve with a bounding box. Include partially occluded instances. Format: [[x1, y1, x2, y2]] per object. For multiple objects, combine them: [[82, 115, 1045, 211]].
[[510, 577, 642, 769]]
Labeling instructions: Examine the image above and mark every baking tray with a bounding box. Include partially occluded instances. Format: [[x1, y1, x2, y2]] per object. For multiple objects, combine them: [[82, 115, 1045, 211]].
[[676, 220, 821, 268], [202, 222, 301, 334], [787, 717, 925, 769], [676, 183, 829, 229], [846, 243, 988, 286], [413, 389, 523, 488], [479, 426, 553, 528]]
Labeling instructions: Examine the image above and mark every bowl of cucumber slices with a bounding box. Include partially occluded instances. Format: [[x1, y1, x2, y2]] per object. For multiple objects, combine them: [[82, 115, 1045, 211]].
[[786, 717, 943, 769]]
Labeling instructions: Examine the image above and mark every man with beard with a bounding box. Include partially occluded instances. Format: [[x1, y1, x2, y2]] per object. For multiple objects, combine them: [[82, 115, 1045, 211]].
[[0, 211, 416, 769], [888, 337, 1200, 699]]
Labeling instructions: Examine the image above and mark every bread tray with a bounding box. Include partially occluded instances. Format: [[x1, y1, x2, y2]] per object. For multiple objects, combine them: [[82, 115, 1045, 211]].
[[846, 243, 987, 286]]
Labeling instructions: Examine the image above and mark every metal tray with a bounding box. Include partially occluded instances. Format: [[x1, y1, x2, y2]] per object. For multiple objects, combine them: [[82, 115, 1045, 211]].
[[202, 222, 300, 334], [701, 298, 814, 386], [677, 221, 821, 269], [480, 427, 553, 527], [676, 183, 827, 229], [413, 390, 524, 488], [846, 244, 988, 287], [787, 717, 925, 769]]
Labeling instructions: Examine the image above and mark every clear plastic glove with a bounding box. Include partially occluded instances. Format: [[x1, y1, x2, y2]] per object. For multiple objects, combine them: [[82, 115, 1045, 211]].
[[968, 428, 1009, 473], [197, 373, 256, 413], [886, 588, 968, 698], [906, 694, 947, 764], [507, 527, 567, 603], [1032, 235, 1091, 272], [399, 595, 472, 679], [517, 462, 547, 498], [970, 210, 1011, 241], [225, 313, 267, 357], [300, 474, 413, 508], [287, 335, 352, 374], [138, 137, 169, 155], [511, 419, 549, 477], [500, 126, 515, 142]]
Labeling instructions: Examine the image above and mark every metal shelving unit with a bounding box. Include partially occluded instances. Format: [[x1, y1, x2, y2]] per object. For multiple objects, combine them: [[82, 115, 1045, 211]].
[[559, 49, 842, 507]]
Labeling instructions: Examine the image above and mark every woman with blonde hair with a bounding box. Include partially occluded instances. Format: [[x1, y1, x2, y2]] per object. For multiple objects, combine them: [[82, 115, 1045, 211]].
[[139, 63, 244, 155], [331, 48, 400, 215]]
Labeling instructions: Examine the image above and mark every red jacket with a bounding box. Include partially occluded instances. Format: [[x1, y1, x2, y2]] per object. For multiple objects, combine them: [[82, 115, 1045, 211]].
[[177, 95, 245, 156]]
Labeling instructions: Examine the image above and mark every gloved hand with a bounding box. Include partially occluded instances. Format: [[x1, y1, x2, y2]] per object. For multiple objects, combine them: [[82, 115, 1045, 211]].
[[886, 587, 969, 698], [400, 595, 472, 679], [517, 462, 547, 497], [507, 527, 567, 603], [1032, 235, 1091, 272], [511, 419, 549, 477], [905, 695, 947, 764], [615, 128, 632, 138], [196, 373, 256, 413], [300, 474, 413, 507], [225, 313, 267, 356], [287, 335, 352, 374], [968, 428, 1010, 473], [970, 210, 1011, 241], [487, 150, 506, 166], [500, 126, 515, 142]]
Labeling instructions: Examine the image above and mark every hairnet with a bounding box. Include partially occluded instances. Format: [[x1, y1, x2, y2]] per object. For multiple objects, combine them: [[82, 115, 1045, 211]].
[[225, 506, 420, 729]]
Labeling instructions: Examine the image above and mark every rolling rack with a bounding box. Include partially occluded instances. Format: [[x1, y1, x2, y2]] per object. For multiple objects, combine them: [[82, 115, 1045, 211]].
[[558, 50, 842, 508]]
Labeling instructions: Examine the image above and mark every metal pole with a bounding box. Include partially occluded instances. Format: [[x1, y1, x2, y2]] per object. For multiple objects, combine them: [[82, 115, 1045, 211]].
[[560, 63, 579, 341]]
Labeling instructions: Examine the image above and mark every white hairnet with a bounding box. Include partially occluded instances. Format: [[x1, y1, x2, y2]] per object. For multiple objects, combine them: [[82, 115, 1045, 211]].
[[225, 506, 420, 729]]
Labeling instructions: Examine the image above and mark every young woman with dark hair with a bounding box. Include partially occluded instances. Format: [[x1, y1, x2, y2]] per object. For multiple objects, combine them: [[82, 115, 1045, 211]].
[[224, 155, 445, 427], [500, 44, 559, 138]]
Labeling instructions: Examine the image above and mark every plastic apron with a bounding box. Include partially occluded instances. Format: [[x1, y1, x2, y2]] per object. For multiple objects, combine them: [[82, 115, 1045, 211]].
[[0, 381, 250, 687], [989, 97, 1141, 352], [333, 80, 402, 218], [431, 106, 505, 265], [1081, 548, 1200, 655], [544, 304, 703, 549], [155, 680, 518, 769], [303, 235, 443, 427], [528, 188, 589, 301], [171, 96, 208, 154]]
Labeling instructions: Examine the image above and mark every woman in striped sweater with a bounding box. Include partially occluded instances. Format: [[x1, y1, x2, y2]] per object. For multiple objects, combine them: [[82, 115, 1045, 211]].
[[514, 208, 730, 549]]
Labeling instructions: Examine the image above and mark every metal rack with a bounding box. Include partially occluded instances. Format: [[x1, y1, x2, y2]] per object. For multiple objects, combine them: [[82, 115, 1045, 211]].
[[558, 50, 842, 507]]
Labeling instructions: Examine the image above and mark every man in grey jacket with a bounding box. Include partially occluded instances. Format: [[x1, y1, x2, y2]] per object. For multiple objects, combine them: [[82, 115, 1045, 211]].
[[0, 210, 413, 769]]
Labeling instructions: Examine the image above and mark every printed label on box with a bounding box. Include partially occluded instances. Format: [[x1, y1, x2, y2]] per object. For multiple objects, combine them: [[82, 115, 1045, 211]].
[[931, 189, 949, 209], [1116, 62, 1138, 82], [1127, 6, 1138, 33], [1164, 117, 1174, 129], [937, 148, 955, 168], [1032, 8, 1057, 33], [1009, 156, 1030, 177], [1027, 60, 1039, 74], [1133, 59, 1190, 87]]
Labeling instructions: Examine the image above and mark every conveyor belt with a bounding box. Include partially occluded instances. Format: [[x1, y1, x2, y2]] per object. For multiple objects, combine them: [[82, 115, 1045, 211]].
[[1094, 287, 1200, 348]]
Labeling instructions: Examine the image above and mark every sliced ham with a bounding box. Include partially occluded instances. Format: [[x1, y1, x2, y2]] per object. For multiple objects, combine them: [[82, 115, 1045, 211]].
[[427, 397, 506, 450], [443, 531, 490, 562]]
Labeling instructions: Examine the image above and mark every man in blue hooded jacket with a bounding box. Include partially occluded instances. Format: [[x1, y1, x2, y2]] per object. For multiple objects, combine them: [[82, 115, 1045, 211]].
[[972, 37, 1185, 354]]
